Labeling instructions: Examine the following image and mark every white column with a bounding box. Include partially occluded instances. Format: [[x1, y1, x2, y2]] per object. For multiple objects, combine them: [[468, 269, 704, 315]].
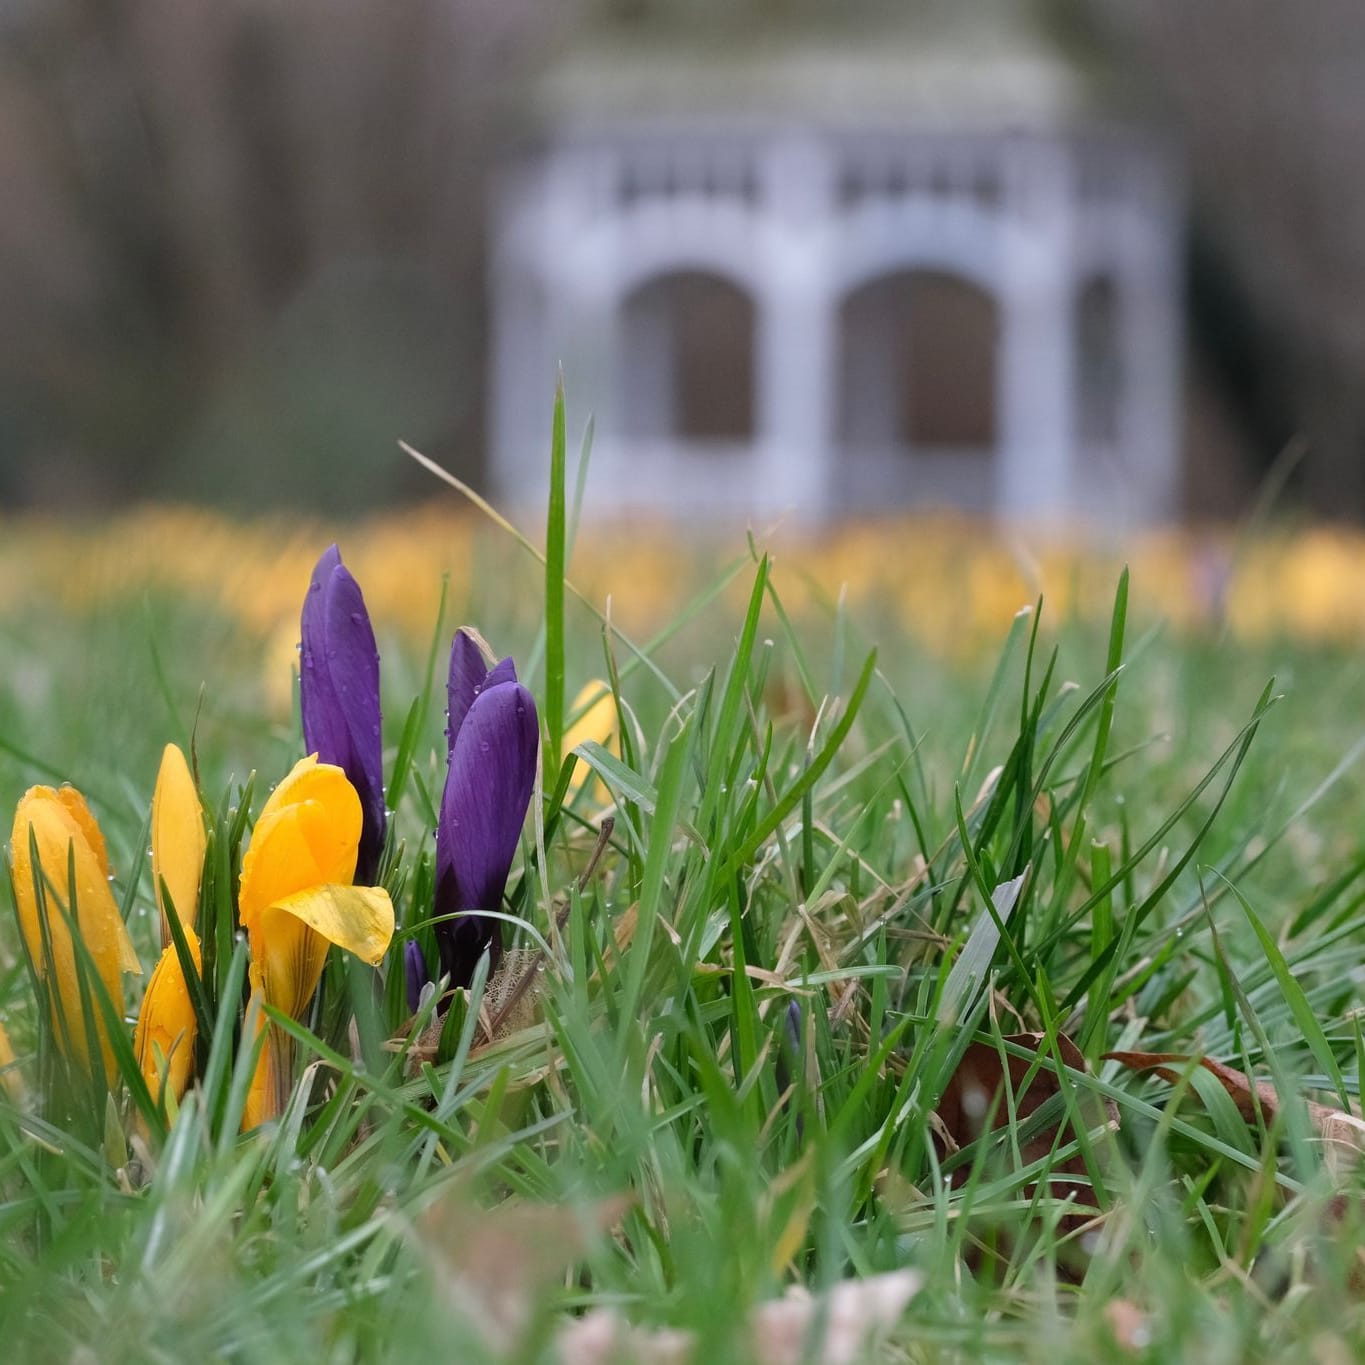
[[755, 136, 835, 522], [997, 144, 1077, 522], [1119, 167, 1183, 522], [488, 165, 550, 505], [533, 145, 626, 516]]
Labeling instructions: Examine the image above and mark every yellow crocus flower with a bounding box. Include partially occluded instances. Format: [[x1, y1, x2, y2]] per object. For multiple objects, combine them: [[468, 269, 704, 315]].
[[132, 743, 207, 1114], [0, 1018, 26, 1104], [239, 755, 394, 1128], [151, 742, 205, 945], [133, 931, 201, 1111], [10, 786, 141, 1080], [563, 679, 618, 800]]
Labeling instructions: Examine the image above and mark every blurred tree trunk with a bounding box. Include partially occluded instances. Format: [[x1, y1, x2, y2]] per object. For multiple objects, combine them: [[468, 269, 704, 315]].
[[0, 0, 551, 508], [1098, 0, 1365, 519]]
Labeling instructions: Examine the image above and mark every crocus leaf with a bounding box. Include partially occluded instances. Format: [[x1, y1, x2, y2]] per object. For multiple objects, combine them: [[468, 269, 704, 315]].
[[152, 742, 205, 944]]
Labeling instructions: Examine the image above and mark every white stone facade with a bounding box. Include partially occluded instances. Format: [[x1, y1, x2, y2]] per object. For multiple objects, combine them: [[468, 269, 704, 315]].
[[490, 118, 1182, 524]]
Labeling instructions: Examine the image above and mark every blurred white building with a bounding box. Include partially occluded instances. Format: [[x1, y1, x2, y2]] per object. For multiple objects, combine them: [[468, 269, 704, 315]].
[[489, 10, 1182, 523]]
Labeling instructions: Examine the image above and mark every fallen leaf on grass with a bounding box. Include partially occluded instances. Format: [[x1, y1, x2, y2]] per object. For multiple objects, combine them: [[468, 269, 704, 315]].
[[931, 1031, 1118, 1278], [1104, 1051, 1365, 1176], [936, 1032, 1117, 1216]]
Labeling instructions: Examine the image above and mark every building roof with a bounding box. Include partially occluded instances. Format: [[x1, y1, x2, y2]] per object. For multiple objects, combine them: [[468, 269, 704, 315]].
[[534, 2, 1127, 134]]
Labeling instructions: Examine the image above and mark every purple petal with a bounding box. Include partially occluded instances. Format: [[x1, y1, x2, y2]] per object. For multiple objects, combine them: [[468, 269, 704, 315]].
[[446, 631, 487, 756], [446, 630, 519, 757], [301, 545, 386, 881], [404, 940, 430, 1014], [434, 679, 539, 987]]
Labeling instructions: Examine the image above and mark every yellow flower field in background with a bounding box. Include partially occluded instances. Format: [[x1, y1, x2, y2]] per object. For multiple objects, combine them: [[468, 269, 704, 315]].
[[4, 505, 1365, 659]]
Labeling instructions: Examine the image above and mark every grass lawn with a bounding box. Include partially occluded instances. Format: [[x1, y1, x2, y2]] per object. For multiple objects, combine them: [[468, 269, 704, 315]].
[[3, 440, 1365, 1361]]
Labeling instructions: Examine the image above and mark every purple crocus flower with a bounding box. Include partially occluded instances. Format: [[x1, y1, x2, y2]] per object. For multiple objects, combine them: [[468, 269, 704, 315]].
[[404, 940, 431, 1014], [300, 545, 386, 882], [434, 630, 538, 989]]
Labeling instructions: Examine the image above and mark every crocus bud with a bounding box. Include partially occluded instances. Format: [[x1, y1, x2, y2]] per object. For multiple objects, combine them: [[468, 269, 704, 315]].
[[151, 742, 205, 947], [134, 931, 202, 1111], [404, 940, 430, 1014], [301, 545, 386, 883], [435, 631, 539, 989], [0, 1018, 25, 1104], [10, 786, 141, 1081], [563, 679, 618, 800]]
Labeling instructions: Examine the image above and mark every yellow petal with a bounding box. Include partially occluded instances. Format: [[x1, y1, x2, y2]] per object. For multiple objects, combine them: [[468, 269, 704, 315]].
[[152, 743, 206, 943], [238, 760, 360, 932], [264, 753, 320, 812], [0, 1017, 26, 1104], [268, 884, 394, 967], [236, 759, 386, 1122], [55, 787, 112, 880], [133, 931, 201, 1109], [251, 885, 394, 1021], [10, 786, 141, 1079], [564, 680, 618, 799], [241, 983, 288, 1131]]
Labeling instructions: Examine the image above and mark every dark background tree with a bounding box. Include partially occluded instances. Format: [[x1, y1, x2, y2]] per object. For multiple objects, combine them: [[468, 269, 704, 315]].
[[0, 0, 1361, 519], [0, 0, 545, 511], [1098, 0, 1365, 517]]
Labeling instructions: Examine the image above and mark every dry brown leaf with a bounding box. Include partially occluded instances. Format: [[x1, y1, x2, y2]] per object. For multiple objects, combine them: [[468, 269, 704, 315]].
[[1104, 1051, 1365, 1176], [935, 1031, 1117, 1226]]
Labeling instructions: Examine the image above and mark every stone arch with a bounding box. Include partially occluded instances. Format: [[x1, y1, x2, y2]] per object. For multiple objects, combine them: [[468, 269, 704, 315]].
[[601, 202, 766, 304], [837, 268, 1001, 454], [833, 200, 1009, 300], [618, 269, 757, 442]]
